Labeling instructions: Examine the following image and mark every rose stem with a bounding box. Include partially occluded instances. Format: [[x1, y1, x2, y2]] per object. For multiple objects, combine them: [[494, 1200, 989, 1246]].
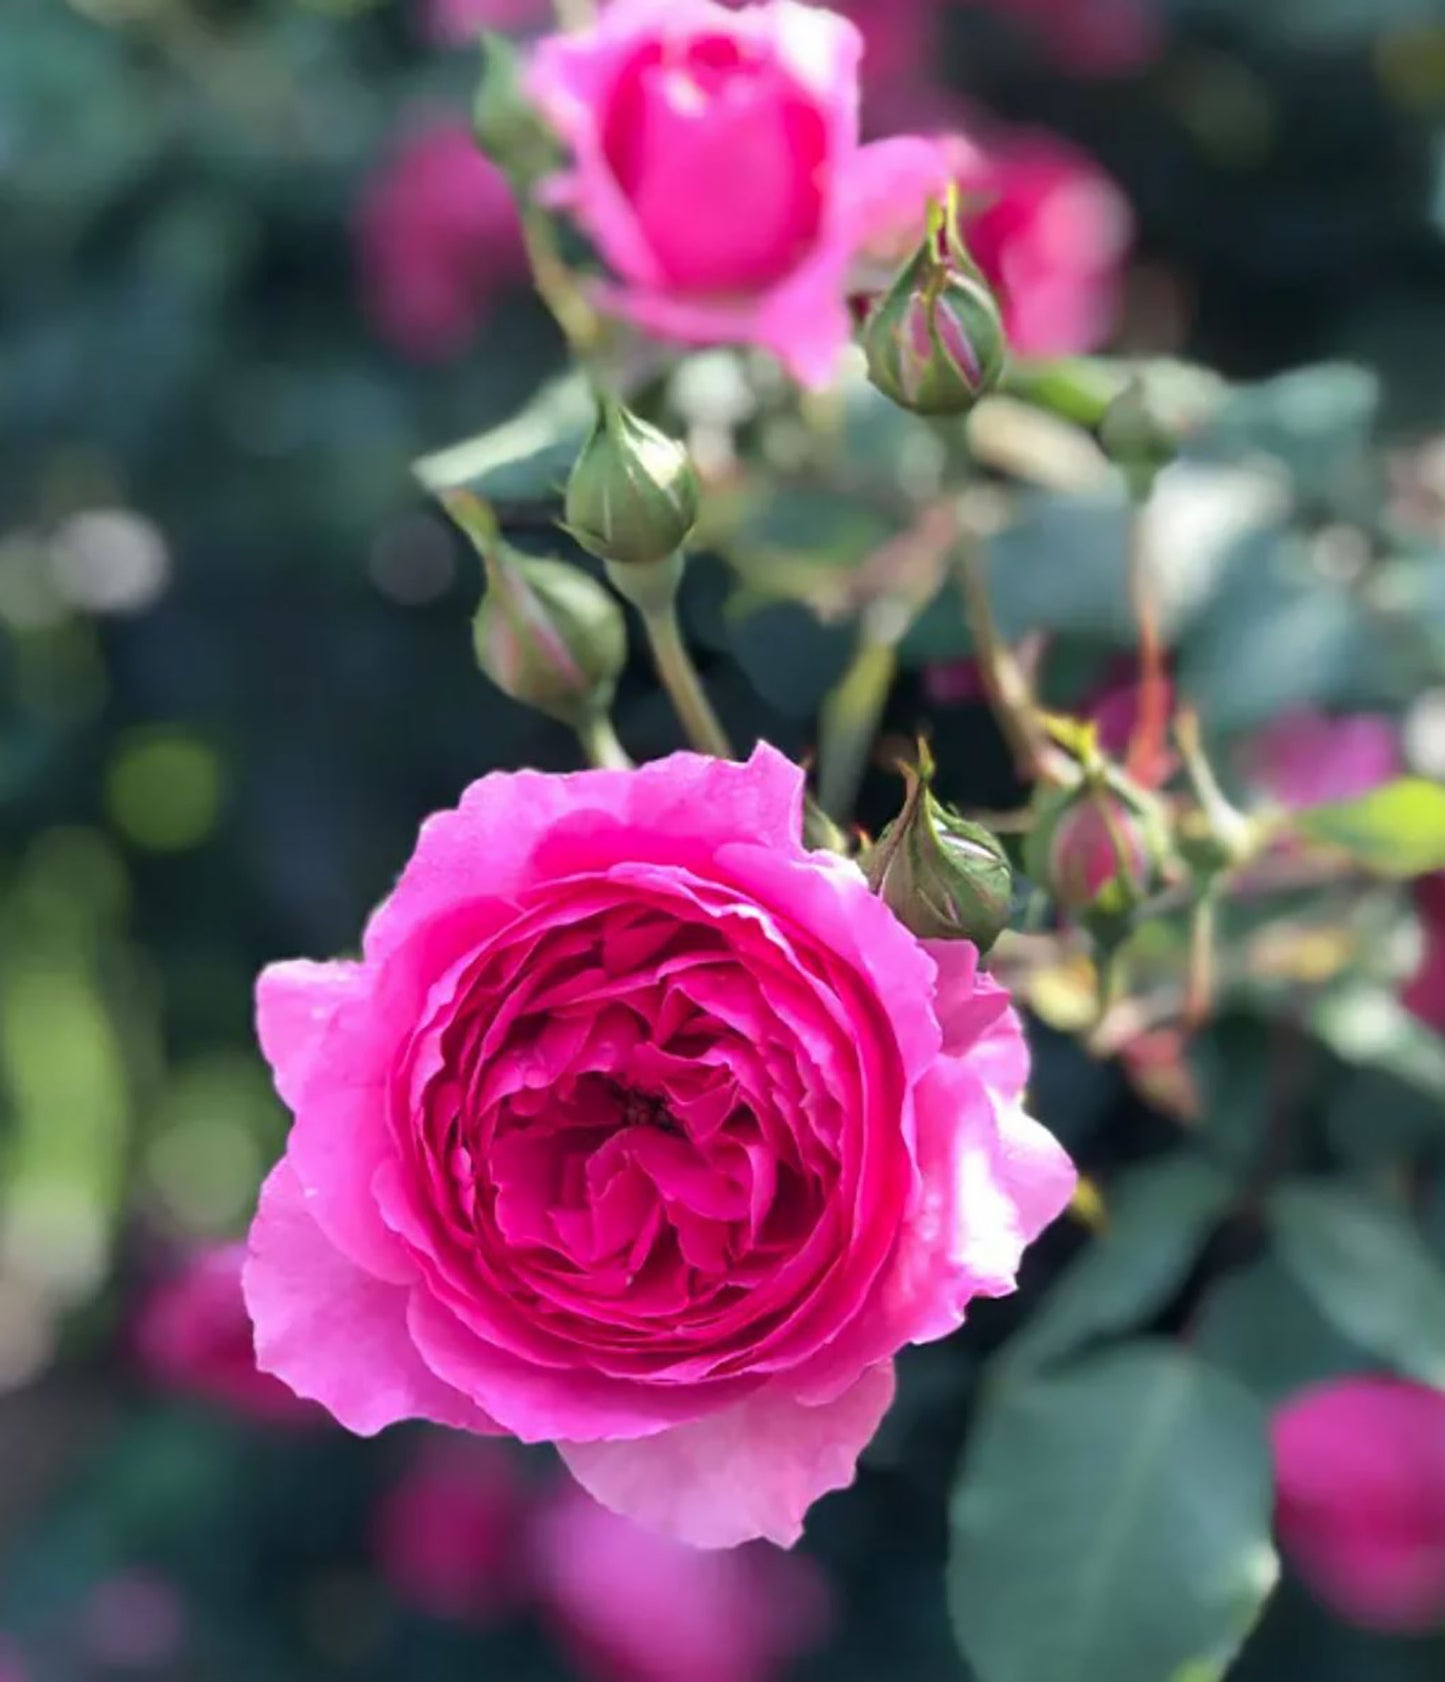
[[817, 605, 902, 821], [519, 209, 601, 359], [574, 711, 633, 770], [605, 556, 734, 760], [1124, 492, 1170, 789]]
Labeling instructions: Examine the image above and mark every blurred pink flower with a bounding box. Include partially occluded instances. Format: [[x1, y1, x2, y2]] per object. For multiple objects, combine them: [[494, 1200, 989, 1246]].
[[0, 1638, 25, 1682], [944, 125, 1133, 356], [964, 0, 1163, 78], [1403, 873, 1445, 1035], [355, 122, 528, 362], [921, 658, 987, 708], [372, 1438, 529, 1623], [526, 0, 949, 385], [82, 1572, 187, 1672], [425, 0, 548, 48], [136, 1244, 317, 1423], [1273, 1377, 1445, 1633], [530, 1483, 832, 1682], [1239, 709, 1401, 812]]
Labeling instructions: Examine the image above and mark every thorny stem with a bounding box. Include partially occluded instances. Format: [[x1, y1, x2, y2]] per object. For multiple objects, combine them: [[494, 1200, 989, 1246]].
[[955, 544, 1063, 786], [644, 601, 734, 760], [1125, 492, 1171, 789]]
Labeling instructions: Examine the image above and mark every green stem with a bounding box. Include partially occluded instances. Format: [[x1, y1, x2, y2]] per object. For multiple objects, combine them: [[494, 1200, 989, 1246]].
[[1124, 490, 1170, 789], [605, 557, 733, 759], [817, 625, 897, 822], [520, 207, 600, 357], [574, 711, 632, 770], [955, 545, 1061, 786]]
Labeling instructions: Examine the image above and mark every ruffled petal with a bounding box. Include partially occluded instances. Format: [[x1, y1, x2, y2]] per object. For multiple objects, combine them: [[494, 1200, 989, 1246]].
[[560, 1363, 895, 1548]]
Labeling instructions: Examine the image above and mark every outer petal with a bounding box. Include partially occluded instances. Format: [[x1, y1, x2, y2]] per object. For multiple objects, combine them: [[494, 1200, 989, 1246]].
[[927, 943, 1029, 1099], [844, 134, 952, 264], [256, 959, 363, 1111], [244, 1161, 499, 1437], [560, 1363, 896, 1548], [364, 744, 806, 965]]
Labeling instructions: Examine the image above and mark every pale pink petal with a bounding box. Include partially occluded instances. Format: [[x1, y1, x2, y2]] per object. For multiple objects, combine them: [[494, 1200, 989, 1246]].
[[844, 134, 951, 262], [561, 1363, 896, 1548], [244, 1161, 499, 1437], [926, 944, 1029, 1099], [255, 959, 363, 1111]]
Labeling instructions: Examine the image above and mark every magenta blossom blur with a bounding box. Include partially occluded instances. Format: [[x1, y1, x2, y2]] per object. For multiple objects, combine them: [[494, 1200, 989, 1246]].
[[525, 0, 949, 386], [243, 746, 1073, 1547], [1273, 1377, 1445, 1632], [136, 1244, 317, 1423], [372, 1438, 528, 1622], [1239, 708, 1401, 813], [355, 121, 528, 362], [531, 1482, 831, 1682], [1404, 873, 1445, 1034]]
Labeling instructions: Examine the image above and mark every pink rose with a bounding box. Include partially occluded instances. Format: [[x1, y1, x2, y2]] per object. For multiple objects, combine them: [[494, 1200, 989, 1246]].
[[944, 125, 1133, 357], [964, 0, 1162, 78], [525, 0, 950, 386], [355, 121, 528, 362], [531, 1482, 831, 1682], [135, 1244, 318, 1423], [1404, 873, 1445, 1035], [244, 746, 1074, 1547], [1272, 1377, 1445, 1633], [372, 1438, 528, 1622], [1239, 708, 1401, 812]]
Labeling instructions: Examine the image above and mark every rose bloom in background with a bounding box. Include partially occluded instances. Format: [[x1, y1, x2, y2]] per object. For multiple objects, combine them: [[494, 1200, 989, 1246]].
[[525, 0, 950, 385], [355, 120, 528, 361], [244, 747, 1074, 1547], [964, 0, 1162, 77], [1272, 1376, 1445, 1633], [1404, 873, 1445, 1033], [135, 1244, 317, 1423], [1239, 707, 1401, 813], [372, 1437, 529, 1623], [531, 1482, 831, 1682]]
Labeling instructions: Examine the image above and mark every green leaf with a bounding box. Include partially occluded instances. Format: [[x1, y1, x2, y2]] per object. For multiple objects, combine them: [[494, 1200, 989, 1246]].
[[1294, 778, 1445, 878], [412, 372, 592, 511], [1268, 1181, 1445, 1388], [949, 1344, 1278, 1682], [1309, 982, 1445, 1102], [1193, 1257, 1368, 1407], [1004, 1155, 1236, 1375]]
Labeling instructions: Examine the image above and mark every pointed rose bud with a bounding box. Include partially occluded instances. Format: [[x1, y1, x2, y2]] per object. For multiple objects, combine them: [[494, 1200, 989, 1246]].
[[472, 32, 557, 189], [1026, 770, 1170, 921], [863, 196, 1007, 417], [564, 396, 700, 569], [865, 749, 1013, 951], [471, 534, 627, 728]]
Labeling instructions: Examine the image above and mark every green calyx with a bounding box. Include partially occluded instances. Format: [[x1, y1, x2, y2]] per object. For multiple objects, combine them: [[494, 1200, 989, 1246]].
[[865, 746, 1013, 951], [564, 396, 700, 569]]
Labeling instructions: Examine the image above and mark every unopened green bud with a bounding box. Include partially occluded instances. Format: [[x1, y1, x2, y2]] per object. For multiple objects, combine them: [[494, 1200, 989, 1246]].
[[472, 32, 557, 186], [865, 751, 1013, 951], [565, 396, 700, 568], [863, 196, 1007, 417], [1099, 378, 1180, 500], [472, 544, 626, 727]]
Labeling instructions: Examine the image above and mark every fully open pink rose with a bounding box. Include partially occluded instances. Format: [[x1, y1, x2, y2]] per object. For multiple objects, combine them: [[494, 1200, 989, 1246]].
[[531, 1482, 831, 1682], [136, 1244, 318, 1423], [355, 121, 528, 362], [1273, 1377, 1445, 1632], [244, 745, 1073, 1547], [526, 0, 949, 386]]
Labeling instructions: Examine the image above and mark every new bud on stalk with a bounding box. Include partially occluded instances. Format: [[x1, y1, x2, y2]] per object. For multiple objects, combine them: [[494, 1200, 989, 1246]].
[[1025, 770, 1170, 923], [863, 195, 1006, 417], [472, 541, 627, 729], [1099, 378, 1179, 501], [865, 749, 1013, 951], [565, 396, 700, 569]]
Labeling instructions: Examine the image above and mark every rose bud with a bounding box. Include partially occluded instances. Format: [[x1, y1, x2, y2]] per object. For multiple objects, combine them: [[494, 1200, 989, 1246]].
[[1272, 1376, 1445, 1633], [472, 32, 557, 189], [1026, 772, 1169, 920], [863, 197, 1006, 416], [472, 541, 627, 729], [865, 751, 1012, 952], [1098, 377, 1180, 500], [565, 396, 700, 569]]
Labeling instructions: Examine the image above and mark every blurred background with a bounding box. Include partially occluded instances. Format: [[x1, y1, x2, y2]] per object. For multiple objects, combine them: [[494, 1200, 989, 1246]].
[[2, 0, 1445, 1677]]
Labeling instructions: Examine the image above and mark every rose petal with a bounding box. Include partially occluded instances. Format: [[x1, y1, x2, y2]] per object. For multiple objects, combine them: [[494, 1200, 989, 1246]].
[[560, 1362, 896, 1548], [256, 959, 364, 1111], [244, 1160, 498, 1437]]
